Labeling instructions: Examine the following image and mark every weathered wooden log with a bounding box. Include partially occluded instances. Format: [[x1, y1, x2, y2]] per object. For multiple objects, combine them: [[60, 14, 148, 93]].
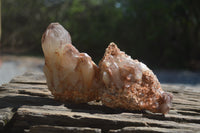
[[0, 72, 199, 133]]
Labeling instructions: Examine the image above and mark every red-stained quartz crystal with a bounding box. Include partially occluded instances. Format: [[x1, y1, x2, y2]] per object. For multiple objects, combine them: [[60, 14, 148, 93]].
[[42, 23, 102, 103], [99, 43, 173, 114]]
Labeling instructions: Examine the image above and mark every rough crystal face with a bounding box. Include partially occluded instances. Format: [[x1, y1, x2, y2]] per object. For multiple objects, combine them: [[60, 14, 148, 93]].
[[42, 23, 102, 103], [99, 43, 173, 114]]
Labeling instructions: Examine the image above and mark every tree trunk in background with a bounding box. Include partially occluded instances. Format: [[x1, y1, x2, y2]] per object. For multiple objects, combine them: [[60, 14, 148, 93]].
[[0, 0, 1, 41], [0, 0, 1, 66]]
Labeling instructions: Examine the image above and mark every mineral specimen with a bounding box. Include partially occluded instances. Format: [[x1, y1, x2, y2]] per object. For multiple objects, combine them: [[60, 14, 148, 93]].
[[99, 43, 173, 114], [42, 23, 102, 103], [41, 23, 173, 114]]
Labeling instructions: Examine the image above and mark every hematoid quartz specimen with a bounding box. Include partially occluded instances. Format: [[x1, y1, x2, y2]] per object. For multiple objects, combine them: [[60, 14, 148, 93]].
[[42, 23, 173, 114], [99, 43, 173, 114], [42, 23, 102, 103]]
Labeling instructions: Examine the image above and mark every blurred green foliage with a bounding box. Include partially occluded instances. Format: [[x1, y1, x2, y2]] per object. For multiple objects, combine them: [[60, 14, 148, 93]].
[[2, 0, 200, 69]]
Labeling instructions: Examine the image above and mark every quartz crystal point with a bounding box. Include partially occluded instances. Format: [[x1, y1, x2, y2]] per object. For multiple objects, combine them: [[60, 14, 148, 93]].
[[99, 43, 173, 114], [42, 23, 102, 103]]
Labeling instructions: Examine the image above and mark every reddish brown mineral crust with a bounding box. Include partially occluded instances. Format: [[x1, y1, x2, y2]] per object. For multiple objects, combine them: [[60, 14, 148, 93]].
[[99, 43, 173, 114], [42, 23, 102, 103]]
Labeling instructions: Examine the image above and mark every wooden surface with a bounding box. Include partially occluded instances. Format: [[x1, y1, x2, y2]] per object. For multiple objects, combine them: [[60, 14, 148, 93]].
[[0, 71, 200, 133]]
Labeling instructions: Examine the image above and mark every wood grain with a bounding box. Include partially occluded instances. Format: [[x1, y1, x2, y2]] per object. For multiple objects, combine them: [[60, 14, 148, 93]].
[[0, 72, 199, 133]]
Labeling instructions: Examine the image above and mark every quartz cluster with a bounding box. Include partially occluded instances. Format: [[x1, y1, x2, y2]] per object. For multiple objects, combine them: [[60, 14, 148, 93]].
[[99, 43, 173, 114], [42, 23, 173, 114], [42, 23, 102, 103]]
